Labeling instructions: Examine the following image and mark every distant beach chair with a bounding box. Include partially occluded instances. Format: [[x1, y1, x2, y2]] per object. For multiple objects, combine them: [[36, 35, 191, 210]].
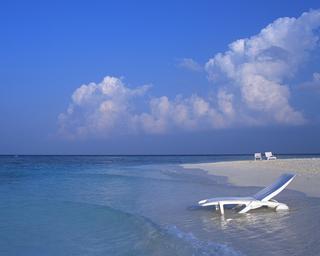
[[254, 153, 262, 160], [198, 173, 295, 214], [265, 152, 277, 160]]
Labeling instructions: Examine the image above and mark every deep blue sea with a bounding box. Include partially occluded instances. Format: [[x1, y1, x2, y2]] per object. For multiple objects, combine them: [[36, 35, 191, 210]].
[[0, 155, 319, 256]]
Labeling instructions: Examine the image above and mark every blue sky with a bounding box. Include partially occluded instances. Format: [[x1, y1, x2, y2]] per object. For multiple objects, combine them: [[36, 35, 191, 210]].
[[1, 0, 320, 154]]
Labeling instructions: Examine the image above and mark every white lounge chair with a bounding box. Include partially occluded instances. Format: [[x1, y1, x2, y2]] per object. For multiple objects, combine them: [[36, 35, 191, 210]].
[[198, 173, 295, 214], [254, 153, 262, 160], [265, 152, 277, 160]]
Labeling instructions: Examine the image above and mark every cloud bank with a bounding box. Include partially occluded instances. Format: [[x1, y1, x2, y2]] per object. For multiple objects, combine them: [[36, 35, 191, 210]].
[[59, 9, 320, 138], [58, 76, 234, 138]]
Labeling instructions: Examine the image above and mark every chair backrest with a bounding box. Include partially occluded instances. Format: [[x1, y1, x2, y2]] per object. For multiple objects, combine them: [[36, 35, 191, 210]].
[[253, 173, 295, 201], [265, 152, 273, 158], [254, 153, 262, 158]]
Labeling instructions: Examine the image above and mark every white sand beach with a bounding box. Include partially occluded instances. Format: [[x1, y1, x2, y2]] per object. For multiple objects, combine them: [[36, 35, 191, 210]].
[[182, 158, 320, 198]]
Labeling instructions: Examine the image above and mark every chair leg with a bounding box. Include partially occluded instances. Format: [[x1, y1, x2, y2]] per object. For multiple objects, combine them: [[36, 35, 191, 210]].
[[238, 202, 254, 214], [219, 202, 224, 215]]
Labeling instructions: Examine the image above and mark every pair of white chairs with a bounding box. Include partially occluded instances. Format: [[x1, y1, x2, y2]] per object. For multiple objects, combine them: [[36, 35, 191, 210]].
[[254, 152, 277, 160]]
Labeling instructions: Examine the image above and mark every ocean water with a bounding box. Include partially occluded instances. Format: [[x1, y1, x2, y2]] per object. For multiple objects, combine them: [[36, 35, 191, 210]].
[[0, 155, 320, 256]]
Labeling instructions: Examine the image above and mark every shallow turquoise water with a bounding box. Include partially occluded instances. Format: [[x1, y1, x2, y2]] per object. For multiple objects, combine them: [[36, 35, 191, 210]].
[[0, 155, 319, 256]]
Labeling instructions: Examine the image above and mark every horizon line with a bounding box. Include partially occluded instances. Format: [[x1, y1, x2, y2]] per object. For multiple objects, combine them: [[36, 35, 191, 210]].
[[1, 153, 320, 157]]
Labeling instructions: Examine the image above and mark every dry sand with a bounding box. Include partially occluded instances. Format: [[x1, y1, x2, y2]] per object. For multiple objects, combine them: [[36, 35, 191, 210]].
[[182, 158, 320, 197]]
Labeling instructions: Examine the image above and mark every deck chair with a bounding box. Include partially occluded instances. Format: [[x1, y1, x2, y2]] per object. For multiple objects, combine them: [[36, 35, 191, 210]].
[[254, 153, 262, 160], [265, 152, 277, 160], [198, 173, 295, 214]]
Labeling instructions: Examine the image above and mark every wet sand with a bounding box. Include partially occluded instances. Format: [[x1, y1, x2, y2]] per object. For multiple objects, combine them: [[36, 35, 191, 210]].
[[182, 158, 320, 197]]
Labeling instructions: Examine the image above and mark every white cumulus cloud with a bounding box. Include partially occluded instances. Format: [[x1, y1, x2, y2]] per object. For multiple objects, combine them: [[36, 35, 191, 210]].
[[205, 9, 320, 125], [138, 94, 232, 134], [58, 76, 151, 138]]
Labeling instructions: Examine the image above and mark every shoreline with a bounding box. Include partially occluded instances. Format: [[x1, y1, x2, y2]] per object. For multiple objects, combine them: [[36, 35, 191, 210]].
[[182, 158, 320, 198]]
